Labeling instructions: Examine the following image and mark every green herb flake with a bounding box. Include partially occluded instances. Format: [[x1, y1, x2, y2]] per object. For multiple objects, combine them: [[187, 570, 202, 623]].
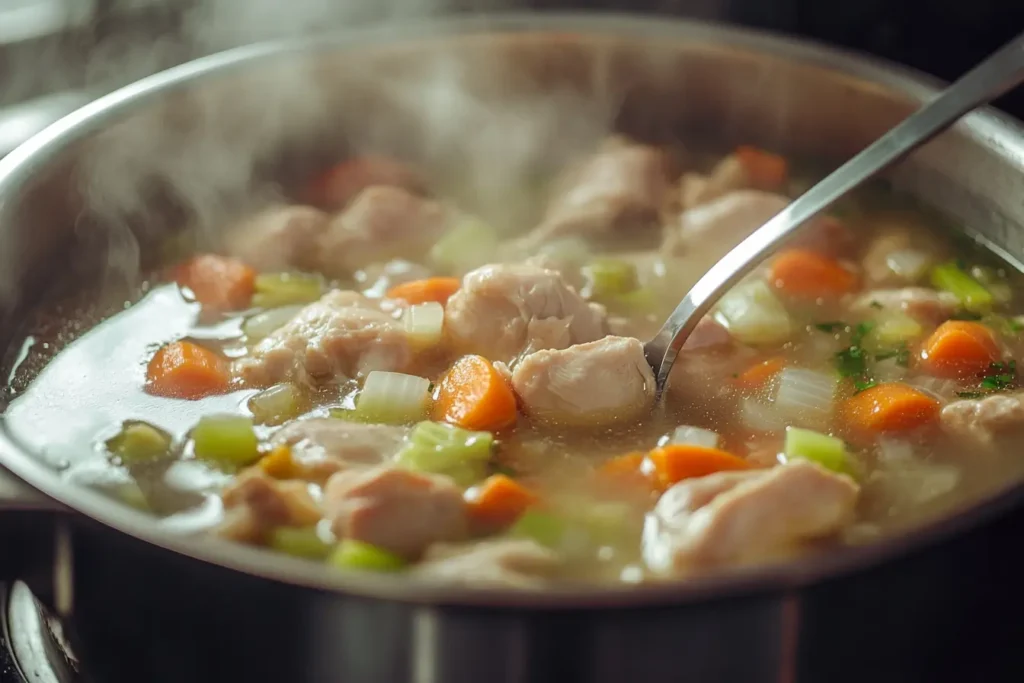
[[835, 346, 867, 379], [956, 391, 986, 399], [851, 322, 875, 346], [814, 321, 846, 333], [874, 342, 911, 368], [1011, 319, 1024, 333], [951, 310, 984, 321], [853, 378, 877, 393], [869, 300, 884, 310]]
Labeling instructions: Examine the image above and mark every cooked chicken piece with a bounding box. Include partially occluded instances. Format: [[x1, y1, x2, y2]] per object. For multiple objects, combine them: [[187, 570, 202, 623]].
[[642, 460, 859, 572], [861, 231, 915, 287], [235, 290, 411, 387], [850, 287, 958, 324], [525, 139, 669, 245], [678, 154, 750, 209], [216, 470, 322, 543], [308, 156, 427, 211], [414, 538, 561, 588], [682, 317, 733, 351], [511, 336, 655, 427], [444, 263, 608, 363], [941, 392, 1024, 445], [224, 205, 330, 272], [324, 465, 468, 559], [314, 186, 450, 277], [270, 419, 408, 482]]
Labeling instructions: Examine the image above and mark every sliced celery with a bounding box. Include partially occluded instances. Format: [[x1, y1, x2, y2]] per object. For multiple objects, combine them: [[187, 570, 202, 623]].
[[971, 265, 1013, 305], [248, 383, 306, 426], [429, 216, 499, 275], [355, 371, 431, 424], [329, 539, 406, 572], [251, 272, 324, 309], [929, 261, 994, 313], [328, 407, 374, 423], [105, 421, 172, 464], [606, 287, 658, 316], [396, 421, 493, 485], [715, 278, 793, 345], [191, 414, 260, 469], [783, 426, 849, 474], [583, 258, 639, 299], [268, 527, 333, 560], [402, 302, 445, 349], [242, 305, 302, 343], [510, 509, 569, 549]]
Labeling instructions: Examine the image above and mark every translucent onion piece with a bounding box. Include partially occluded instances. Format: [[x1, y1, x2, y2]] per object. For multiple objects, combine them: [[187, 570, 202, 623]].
[[740, 397, 786, 432], [714, 279, 793, 345], [885, 249, 933, 283], [774, 367, 837, 428], [242, 305, 303, 343], [402, 302, 445, 349], [355, 371, 431, 424], [664, 425, 719, 448]]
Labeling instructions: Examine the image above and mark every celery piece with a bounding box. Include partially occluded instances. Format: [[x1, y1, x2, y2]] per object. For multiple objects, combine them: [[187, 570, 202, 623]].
[[783, 426, 848, 474], [328, 407, 374, 424], [330, 539, 406, 572], [396, 421, 493, 485], [242, 305, 303, 343], [510, 509, 569, 549], [715, 278, 793, 345], [268, 527, 334, 560], [606, 287, 658, 316], [402, 302, 445, 349], [429, 217, 499, 275], [929, 261, 994, 313], [105, 421, 172, 464], [863, 312, 923, 352], [583, 258, 639, 299], [252, 272, 324, 309], [191, 414, 260, 469], [248, 383, 305, 426], [355, 372, 431, 424], [971, 265, 1013, 305]]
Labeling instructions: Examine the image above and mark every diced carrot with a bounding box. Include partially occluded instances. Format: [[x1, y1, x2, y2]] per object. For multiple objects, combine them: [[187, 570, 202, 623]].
[[259, 445, 298, 479], [769, 248, 859, 299], [304, 156, 425, 210], [842, 383, 940, 436], [735, 145, 788, 191], [920, 320, 1001, 379], [145, 341, 231, 399], [465, 474, 537, 527], [433, 355, 518, 432], [387, 277, 462, 306], [170, 254, 256, 311], [732, 356, 786, 391], [646, 445, 752, 487]]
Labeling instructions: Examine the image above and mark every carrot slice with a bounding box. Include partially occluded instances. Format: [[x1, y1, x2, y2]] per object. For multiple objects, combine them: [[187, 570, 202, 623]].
[[769, 248, 859, 299], [387, 277, 462, 306], [646, 445, 752, 487], [465, 474, 537, 527], [598, 452, 646, 479], [842, 383, 940, 436], [145, 341, 231, 399], [732, 356, 786, 391], [433, 355, 518, 431], [920, 320, 1001, 379], [259, 445, 298, 479], [735, 145, 788, 191], [171, 254, 256, 311]]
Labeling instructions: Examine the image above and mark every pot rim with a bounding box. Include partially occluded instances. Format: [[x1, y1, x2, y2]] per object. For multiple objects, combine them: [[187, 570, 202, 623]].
[[3, 11, 1024, 609]]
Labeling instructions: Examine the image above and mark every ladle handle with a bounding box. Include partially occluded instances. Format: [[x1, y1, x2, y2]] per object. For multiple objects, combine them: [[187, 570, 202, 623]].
[[646, 28, 1024, 388]]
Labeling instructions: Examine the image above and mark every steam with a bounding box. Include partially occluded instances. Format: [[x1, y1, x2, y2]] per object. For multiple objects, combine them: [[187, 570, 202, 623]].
[[0, 0, 680, 328]]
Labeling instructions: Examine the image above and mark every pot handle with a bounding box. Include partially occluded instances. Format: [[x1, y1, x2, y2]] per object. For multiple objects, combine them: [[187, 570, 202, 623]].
[[0, 466, 72, 616]]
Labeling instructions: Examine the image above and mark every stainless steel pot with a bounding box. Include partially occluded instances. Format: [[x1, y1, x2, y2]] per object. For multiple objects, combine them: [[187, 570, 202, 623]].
[[2, 13, 1024, 683]]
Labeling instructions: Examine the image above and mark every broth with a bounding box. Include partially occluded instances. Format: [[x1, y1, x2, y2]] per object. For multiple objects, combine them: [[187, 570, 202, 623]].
[[6, 139, 1024, 587]]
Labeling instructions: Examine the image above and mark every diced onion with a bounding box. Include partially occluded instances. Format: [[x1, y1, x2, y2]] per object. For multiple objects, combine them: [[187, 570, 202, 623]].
[[871, 459, 961, 506], [355, 371, 431, 424], [402, 302, 445, 349], [885, 249, 932, 283], [875, 437, 916, 465], [774, 367, 837, 428], [714, 279, 793, 345], [242, 305, 302, 343], [865, 312, 923, 350], [872, 357, 907, 383], [661, 425, 719, 448], [907, 375, 961, 401], [740, 397, 786, 432]]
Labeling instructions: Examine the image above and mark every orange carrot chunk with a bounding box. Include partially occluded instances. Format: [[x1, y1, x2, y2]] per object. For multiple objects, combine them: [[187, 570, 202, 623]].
[[171, 254, 256, 311], [433, 355, 518, 432], [465, 474, 537, 527], [646, 445, 752, 487], [387, 277, 462, 306], [920, 320, 1001, 379], [735, 145, 788, 191], [145, 341, 231, 399], [769, 248, 859, 299], [842, 383, 940, 435], [732, 356, 786, 391]]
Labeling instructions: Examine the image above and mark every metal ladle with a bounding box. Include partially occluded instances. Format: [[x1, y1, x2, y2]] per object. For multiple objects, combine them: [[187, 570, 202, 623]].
[[644, 28, 1024, 394]]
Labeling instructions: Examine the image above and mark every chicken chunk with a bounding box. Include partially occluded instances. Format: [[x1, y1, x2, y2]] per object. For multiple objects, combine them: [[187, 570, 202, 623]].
[[663, 190, 851, 261], [941, 392, 1024, 445], [224, 205, 330, 272], [851, 287, 958, 324], [307, 156, 427, 211], [525, 140, 669, 245], [414, 538, 561, 589], [642, 460, 860, 572], [216, 470, 322, 543], [677, 154, 750, 210], [235, 290, 411, 387], [444, 263, 608, 363], [324, 465, 468, 559], [511, 336, 655, 427], [270, 419, 408, 483], [314, 186, 450, 277]]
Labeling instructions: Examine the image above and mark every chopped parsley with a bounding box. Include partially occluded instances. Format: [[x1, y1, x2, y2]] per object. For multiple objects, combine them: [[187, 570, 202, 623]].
[[851, 322, 875, 346], [869, 300, 884, 310], [1012, 319, 1024, 333], [956, 391, 986, 399], [980, 360, 1016, 392], [853, 378, 877, 393], [814, 321, 846, 333], [836, 346, 867, 378], [874, 342, 911, 368], [951, 310, 984, 321]]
